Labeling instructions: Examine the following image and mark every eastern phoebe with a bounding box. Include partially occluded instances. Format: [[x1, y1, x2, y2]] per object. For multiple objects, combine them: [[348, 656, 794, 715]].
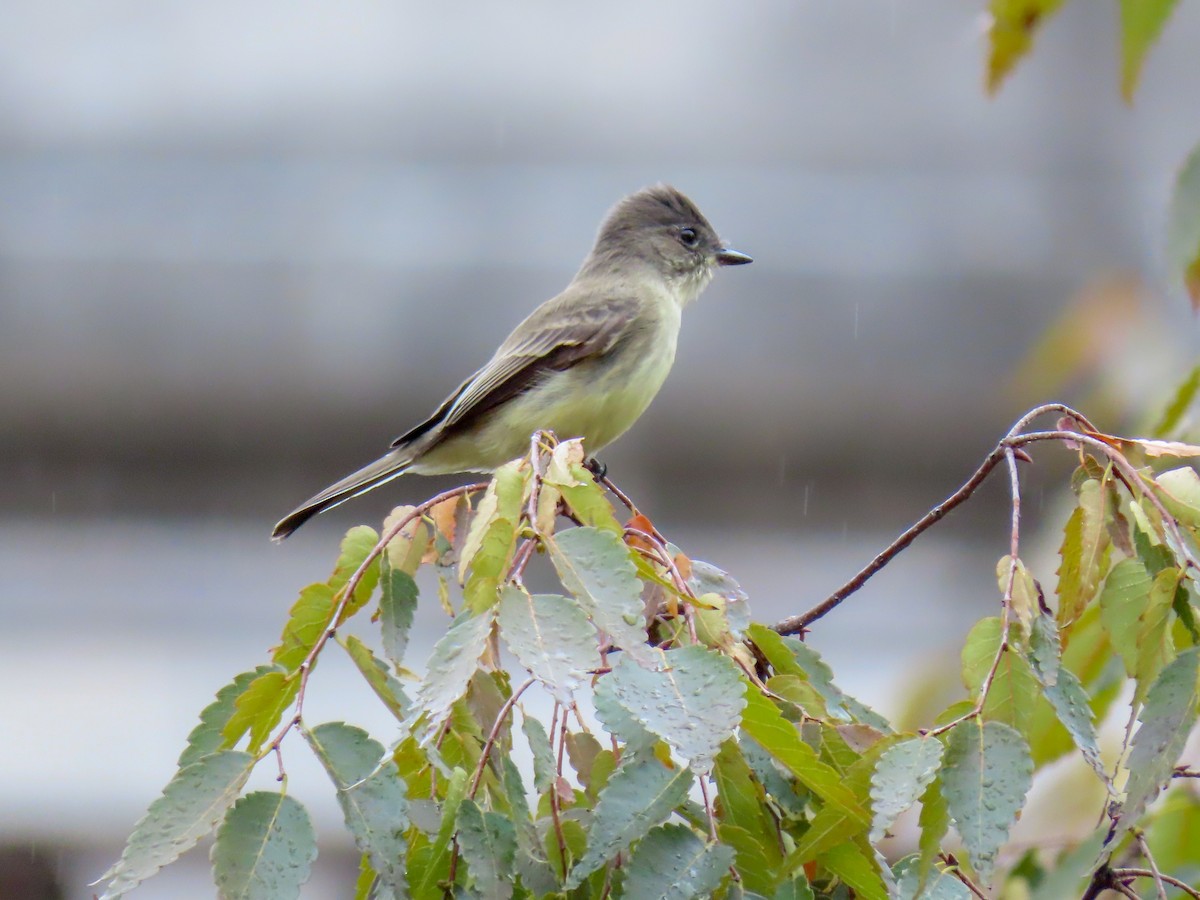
[[272, 185, 751, 540]]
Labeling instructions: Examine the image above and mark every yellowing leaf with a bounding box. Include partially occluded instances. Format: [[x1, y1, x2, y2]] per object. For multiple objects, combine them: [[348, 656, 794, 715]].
[[985, 0, 1068, 94], [1119, 0, 1181, 101]]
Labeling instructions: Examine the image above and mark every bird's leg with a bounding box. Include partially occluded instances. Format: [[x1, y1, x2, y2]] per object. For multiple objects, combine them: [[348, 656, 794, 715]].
[[584, 457, 607, 479]]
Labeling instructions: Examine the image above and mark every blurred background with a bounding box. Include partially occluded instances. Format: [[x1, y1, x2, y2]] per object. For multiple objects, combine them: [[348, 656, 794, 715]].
[[2, 1, 1199, 896]]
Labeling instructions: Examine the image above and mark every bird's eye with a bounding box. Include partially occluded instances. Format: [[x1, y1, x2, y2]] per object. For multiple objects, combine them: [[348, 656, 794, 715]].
[[679, 227, 699, 248]]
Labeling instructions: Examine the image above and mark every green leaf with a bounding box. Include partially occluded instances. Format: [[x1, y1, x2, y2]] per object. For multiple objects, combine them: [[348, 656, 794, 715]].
[[1057, 478, 1109, 627], [498, 586, 598, 703], [1168, 142, 1200, 311], [1099, 558, 1154, 676], [411, 767, 469, 900], [521, 714, 556, 794], [98, 751, 254, 899], [961, 618, 1041, 739], [1134, 567, 1180, 705], [220, 671, 299, 755], [748, 626, 890, 730], [211, 791, 316, 900], [341, 635, 410, 721], [456, 798, 517, 900], [940, 721, 1033, 884], [330, 525, 382, 619], [548, 525, 651, 663], [1041, 666, 1105, 780], [771, 875, 816, 900], [689, 560, 752, 639], [984, 0, 1068, 94], [1156, 466, 1200, 529], [180, 665, 280, 767], [564, 760, 693, 889], [869, 737, 944, 842], [543, 443, 622, 534], [1154, 364, 1200, 435], [463, 514, 521, 613], [408, 609, 495, 740], [458, 461, 525, 612], [818, 840, 888, 900], [621, 823, 733, 900], [739, 688, 868, 823], [917, 776, 950, 891], [713, 741, 782, 887], [499, 758, 559, 895], [601, 646, 745, 775], [1114, 646, 1200, 837], [380, 560, 419, 667], [892, 854, 970, 900], [1027, 610, 1060, 686], [304, 722, 409, 899], [272, 583, 337, 673], [1119, 0, 1181, 100], [718, 824, 777, 895], [593, 671, 658, 755]]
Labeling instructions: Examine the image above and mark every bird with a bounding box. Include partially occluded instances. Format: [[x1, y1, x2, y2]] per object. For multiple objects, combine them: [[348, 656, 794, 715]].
[[272, 184, 751, 540]]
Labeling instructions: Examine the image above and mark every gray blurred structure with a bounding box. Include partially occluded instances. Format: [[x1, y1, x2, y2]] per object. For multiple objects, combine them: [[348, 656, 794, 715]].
[[2, 2, 1199, 896]]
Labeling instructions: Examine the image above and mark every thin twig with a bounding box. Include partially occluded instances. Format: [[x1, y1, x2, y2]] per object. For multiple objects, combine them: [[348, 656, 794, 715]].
[[547, 703, 569, 879], [938, 854, 988, 900], [925, 448, 1022, 738], [1113, 868, 1200, 900], [774, 403, 1193, 636], [600, 473, 640, 516], [1133, 829, 1170, 900], [469, 677, 536, 796], [697, 776, 718, 842], [1174, 766, 1200, 779], [259, 482, 487, 762]]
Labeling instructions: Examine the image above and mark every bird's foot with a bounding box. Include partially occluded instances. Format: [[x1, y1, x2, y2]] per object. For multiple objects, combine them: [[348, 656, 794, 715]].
[[584, 457, 607, 479]]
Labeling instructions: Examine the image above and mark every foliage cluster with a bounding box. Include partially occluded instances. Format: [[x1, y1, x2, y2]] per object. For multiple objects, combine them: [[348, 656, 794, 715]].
[[95, 392, 1200, 898]]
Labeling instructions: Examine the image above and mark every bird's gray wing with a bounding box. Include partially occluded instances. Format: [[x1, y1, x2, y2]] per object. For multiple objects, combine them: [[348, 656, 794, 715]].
[[391, 293, 641, 448]]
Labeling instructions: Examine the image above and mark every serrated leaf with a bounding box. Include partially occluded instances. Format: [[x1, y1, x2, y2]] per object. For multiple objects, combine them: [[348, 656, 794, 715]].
[[341, 635, 409, 721], [564, 760, 692, 889], [331, 525, 383, 619], [456, 798, 517, 900], [1057, 478, 1109, 626], [498, 586, 598, 703], [869, 737, 944, 842], [602, 646, 744, 775], [548, 525, 651, 664], [304, 722, 409, 898], [220, 671, 299, 754], [411, 767, 469, 900], [996, 555, 1036, 637], [593, 672, 658, 755], [917, 775, 950, 891], [1156, 466, 1200, 528], [961, 618, 1040, 739], [1155, 365, 1200, 435], [499, 757, 558, 895], [383, 505, 430, 575], [180, 666, 280, 768], [463, 514, 520, 613], [1168, 142, 1200, 311], [1027, 610, 1060, 686], [1114, 646, 1200, 837], [713, 741, 782, 886], [521, 714, 556, 794], [380, 560, 419, 667], [941, 721, 1033, 884], [892, 854, 970, 900], [98, 751, 254, 899], [543, 441, 622, 534], [1118, 0, 1179, 100], [459, 461, 524, 583], [739, 688, 869, 823], [984, 0, 1068, 94], [211, 791, 316, 900], [818, 840, 888, 900], [1134, 567, 1180, 705], [1042, 666, 1105, 780], [689, 560, 752, 638], [748, 628, 892, 734], [273, 583, 337, 673], [620, 823, 733, 900], [408, 609, 495, 741], [1100, 558, 1154, 677]]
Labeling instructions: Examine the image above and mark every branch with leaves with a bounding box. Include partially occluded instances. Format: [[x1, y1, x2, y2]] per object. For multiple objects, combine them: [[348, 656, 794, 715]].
[[94, 367, 1200, 899]]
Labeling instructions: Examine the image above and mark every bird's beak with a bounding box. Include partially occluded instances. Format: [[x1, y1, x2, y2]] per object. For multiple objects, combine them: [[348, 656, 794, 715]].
[[715, 246, 753, 266]]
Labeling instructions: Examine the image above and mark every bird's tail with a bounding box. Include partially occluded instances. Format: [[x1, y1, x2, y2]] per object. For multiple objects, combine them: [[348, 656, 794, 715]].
[[272, 450, 413, 541]]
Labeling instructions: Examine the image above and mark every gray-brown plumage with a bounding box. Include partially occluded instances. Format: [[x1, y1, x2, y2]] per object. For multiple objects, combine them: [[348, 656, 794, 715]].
[[272, 185, 750, 540]]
